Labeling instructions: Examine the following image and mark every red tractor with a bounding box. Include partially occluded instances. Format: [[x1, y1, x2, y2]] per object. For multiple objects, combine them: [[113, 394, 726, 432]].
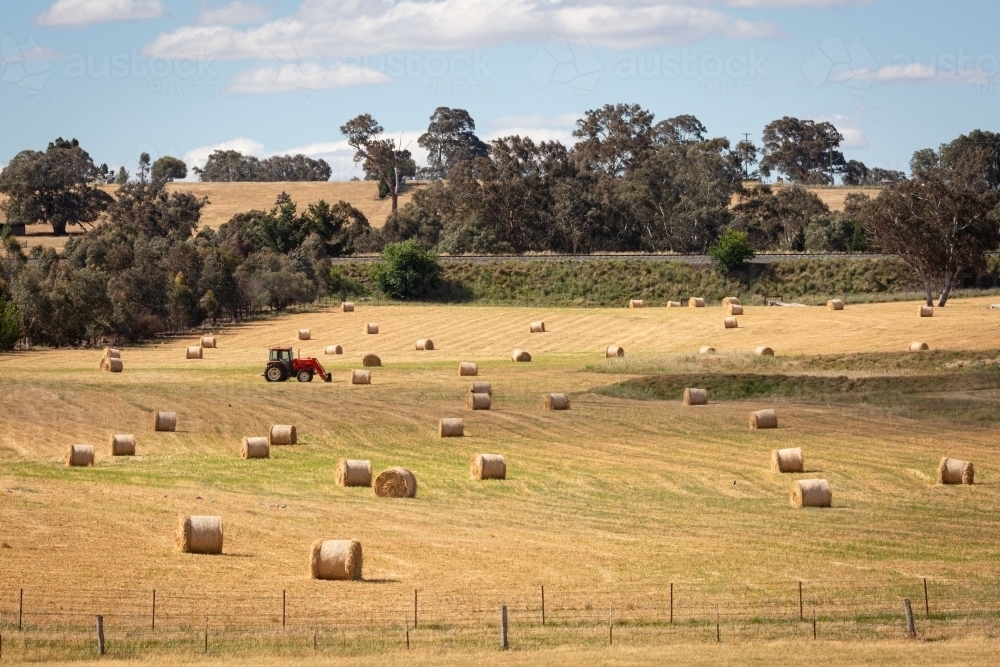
[[263, 346, 332, 382]]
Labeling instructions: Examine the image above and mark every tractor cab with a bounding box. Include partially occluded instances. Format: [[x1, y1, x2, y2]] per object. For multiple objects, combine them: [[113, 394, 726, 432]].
[[263, 346, 332, 383], [269, 347, 294, 366]]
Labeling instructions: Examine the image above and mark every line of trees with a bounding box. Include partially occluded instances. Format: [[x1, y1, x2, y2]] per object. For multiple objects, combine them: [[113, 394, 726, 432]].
[[193, 151, 332, 182]]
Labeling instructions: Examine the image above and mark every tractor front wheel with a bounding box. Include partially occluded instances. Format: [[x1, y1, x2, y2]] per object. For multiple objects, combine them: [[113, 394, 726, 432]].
[[265, 365, 286, 382], [297, 370, 313, 383]]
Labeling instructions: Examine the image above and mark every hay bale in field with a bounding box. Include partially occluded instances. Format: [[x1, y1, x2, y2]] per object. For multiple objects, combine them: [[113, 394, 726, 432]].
[[153, 411, 177, 432], [827, 299, 844, 311], [102, 347, 121, 359], [362, 354, 381, 367], [909, 342, 929, 352], [682, 388, 708, 406], [511, 349, 531, 362], [325, 344, 343, 355], [366, 323, 379, 334], [65, 444, 95, 467], [201, 336, 217, 348], [628, 299, 644, 308], [100, 357, 123, 373], [938, 457, 974, 485], [373, 467, 417, 498], [269, 424, 297, 446], [722, 297, 741, 307], [919, 306, 933, 317], [467, 392, 492, 410], [771, 448, 804, 473], [310, 539, 363, 581], [351, 370, 371, 385], [689, 297, 706, 308], [470, 381, 492, 395], [240, 437, 269, 459], [336, 459, 372, 487], [724, 317, 739, 329], [109, 434, 135, 456], [606, 345, 625, 358], [416, 339, 434, 351], [790, 479, 832, 508], [666, 301, 682, 308], [699, 346, 716, 355], [176, 515, 223, 554], [542, 393, 570, 410], [439, 418, 465, 437], [341, 302, 355, 312], [727, 304, 744, 316], [186, 346, 203, 359], [471, 454, 506, 480], [750, 409, 778, 430], [530, 321, 546, 333], [459, 362, 478, 376], [299, 329, 311, 340], [755, 346, 774, 357]]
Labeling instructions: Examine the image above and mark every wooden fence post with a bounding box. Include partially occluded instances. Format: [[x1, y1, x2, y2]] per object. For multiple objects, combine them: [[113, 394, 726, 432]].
[[608, 606, 613, 646], [282, 590, 286, 629], [152, 590, 156, 630], [904, 599, 916, 638], [19, 590, 23, 630], [414, 589, 418, 629], [95, 615, 105, 656], [798, 581, 803, 621], [541, 586, 545, 626], [716, 604, 720, 643], [812, 605, 817, 639], [923, 578, 930, 618], [669, 583, 673, 625], [204, 615, 209, 653], [500, 605, 509, 650]]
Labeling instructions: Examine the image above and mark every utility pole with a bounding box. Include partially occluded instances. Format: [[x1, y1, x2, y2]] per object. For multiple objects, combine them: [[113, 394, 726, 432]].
[[742, 132, 752, 180]]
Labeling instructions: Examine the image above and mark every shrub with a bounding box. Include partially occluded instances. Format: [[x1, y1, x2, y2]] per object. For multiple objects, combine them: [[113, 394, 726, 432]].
[[0, 297, 23, 351], [708, 229, 756, 274], [371, 240, 441, 299]]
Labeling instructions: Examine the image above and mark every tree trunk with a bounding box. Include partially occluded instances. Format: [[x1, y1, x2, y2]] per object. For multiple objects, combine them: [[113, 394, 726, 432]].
[[923, 279, 934, 307], [390, 189, 398, 213], [52, 219, 68, 236], [938, 268, 960, 307]]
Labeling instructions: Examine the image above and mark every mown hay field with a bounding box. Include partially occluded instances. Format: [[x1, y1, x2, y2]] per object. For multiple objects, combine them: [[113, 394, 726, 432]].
[[2, 298, 1000, 663]]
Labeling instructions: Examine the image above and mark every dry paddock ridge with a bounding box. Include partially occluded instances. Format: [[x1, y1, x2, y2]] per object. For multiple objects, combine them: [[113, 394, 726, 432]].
[[2, 297, 1000, 663]]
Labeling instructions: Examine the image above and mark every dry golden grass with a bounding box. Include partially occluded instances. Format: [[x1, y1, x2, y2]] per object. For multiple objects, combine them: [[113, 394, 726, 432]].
[[2, 298, 1000, 663]]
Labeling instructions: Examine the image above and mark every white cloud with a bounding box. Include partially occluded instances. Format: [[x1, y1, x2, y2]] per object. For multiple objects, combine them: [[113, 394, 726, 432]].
[[857, 62, 1000, 85], [227, 61, 390, 93], [726, 0, 872, 7], [818, 113, 867, 149], [194, 1, 271, 26], [36, 0, 164, 27], [142, 0, 782, 61]]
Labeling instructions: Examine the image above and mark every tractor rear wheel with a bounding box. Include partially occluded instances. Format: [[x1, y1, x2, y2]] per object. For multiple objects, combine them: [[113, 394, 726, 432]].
[[297, 370, 313, 383], [265, 365, 286, 382]]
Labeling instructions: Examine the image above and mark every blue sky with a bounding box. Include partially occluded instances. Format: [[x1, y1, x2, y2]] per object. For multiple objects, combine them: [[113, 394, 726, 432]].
[[2, 0, 998, 181]]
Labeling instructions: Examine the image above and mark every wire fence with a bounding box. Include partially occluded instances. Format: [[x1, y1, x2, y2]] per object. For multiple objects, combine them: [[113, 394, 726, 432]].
[[1, 579, 999, 659]]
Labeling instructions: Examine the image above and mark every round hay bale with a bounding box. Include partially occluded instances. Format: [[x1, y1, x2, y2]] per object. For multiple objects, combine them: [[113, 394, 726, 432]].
[[100, 358, 124, 373], [628, 299, 644, 308], [827, 299, 844, 311], [771, 448, 803, 473], [790, 479, 832, 508], [373, 467, 417, 498], [109, 434, 135, 456], [542, 393, 570, 410], [755, 346, 774, 357], [439, 418, 465, 437], [269, 424, 297, 446], [470, 381, 492, 395], [467, 392, 492, 410], [351, 370, 371, 385], [666, 301, 682, 308], [722, 297, 741, 307], [336, 459, 372, 487], [606, 345, 625, 358], [310, 539, 363, 580], [689, 297, 706, 308], [682, 388, 708, 406], [919, 305, 934, 317], [416, 339, 434, 351], [727, 304, 744, 316], [66, 444, 95, 467], [201, 336, 217, 348], [153, 411, 177, 432], [724, 317, 739, 329], [530, 321, 546, 333], [240, 436, 269, 459], [471, 454, 506, 480], [362, 354, 381, 367], [749, 409, 778, 429], [102, 347, 121, 359], [299, 329, 311, 340], [186, 346, 203, 359], [176, 515, 223, 554], [909, 342, 929, 352], [511, 349, 531, 362], [459, 362, 478, 376], [341, 301, 355, 312], [366, 323, 379, 334], [699, 346, 716, 355], [938, 457, 974, 485], [325, 344, 343, 355]]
